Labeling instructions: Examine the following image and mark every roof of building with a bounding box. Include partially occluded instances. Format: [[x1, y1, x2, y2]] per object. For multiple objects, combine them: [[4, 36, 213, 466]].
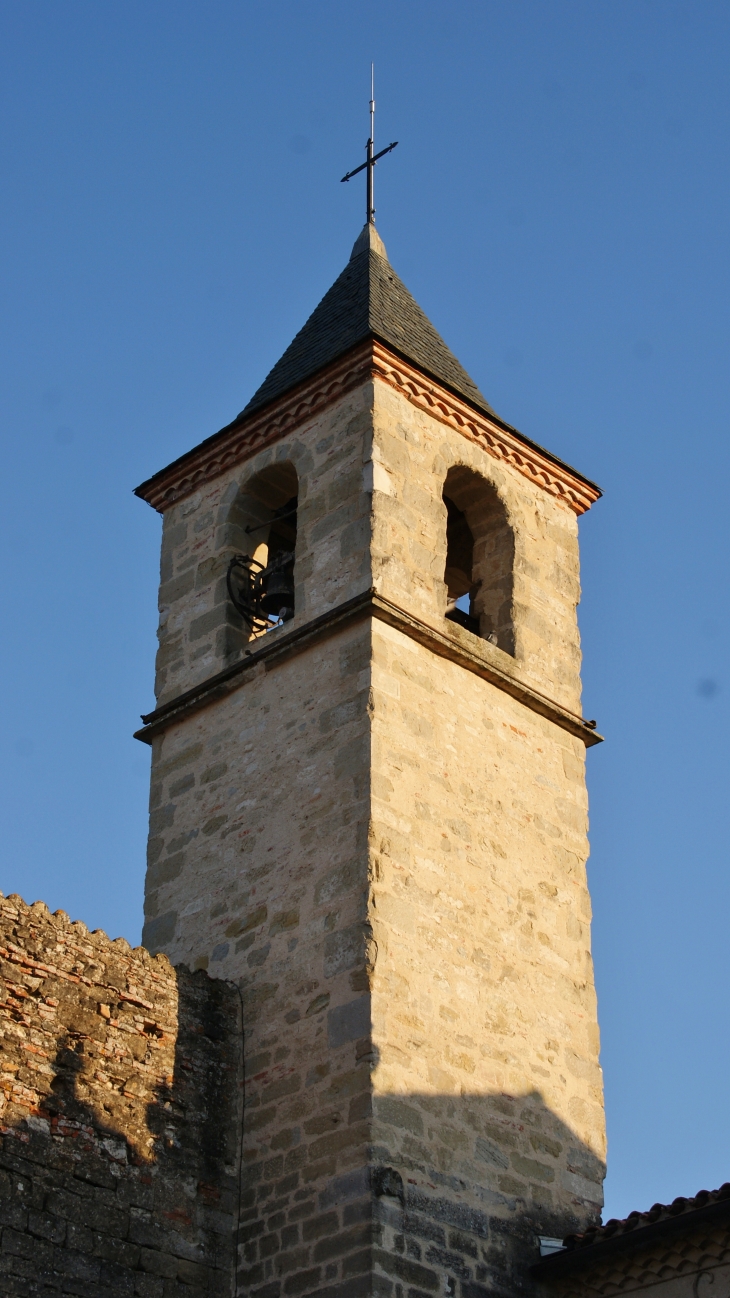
[[134, 222, 602, 507], [238, 222, 499, 421], [532, 1183, 730, 1281], [563, 1183, 730, 1252]]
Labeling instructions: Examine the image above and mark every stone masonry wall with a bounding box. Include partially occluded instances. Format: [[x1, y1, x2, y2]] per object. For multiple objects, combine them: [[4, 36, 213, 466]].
[[143, 618, 376, 1297], [364, 383, 604, 1295], [142, 383, 385, 1295], [139, 371, 604, 1296], [368, 619, 604, 1297], [0, 891, 240, 1298], [370, 380, 584, 714], [153, 381, 374, 706]]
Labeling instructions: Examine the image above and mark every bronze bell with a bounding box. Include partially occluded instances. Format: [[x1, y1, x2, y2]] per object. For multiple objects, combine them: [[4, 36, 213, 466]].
[[260, 567, 295, 618]]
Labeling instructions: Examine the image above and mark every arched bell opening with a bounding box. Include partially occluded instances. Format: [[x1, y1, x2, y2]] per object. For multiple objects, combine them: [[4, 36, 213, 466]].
[[224, 462, 299, 644], [444, 495, 478, 632], [442, 465, 515, 655]]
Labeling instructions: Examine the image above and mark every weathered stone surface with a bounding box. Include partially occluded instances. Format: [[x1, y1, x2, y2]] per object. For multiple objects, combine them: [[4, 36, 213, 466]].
[[140, 371, 605, 1296], [0, 893, 240, 1296]]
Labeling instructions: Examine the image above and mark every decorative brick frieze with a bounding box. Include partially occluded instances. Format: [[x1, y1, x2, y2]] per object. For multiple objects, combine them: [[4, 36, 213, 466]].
[[369, 342, 601, 516], [135, 341, 600, 518], [135, 344, 375, 513]]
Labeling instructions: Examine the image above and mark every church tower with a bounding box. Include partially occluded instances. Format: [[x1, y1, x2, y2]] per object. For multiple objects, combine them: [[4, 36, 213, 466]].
[[135, 218, 605, 1298]]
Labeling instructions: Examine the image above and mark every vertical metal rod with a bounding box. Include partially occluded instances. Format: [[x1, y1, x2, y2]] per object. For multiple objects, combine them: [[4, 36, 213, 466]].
[[368, 63, 375, 224]]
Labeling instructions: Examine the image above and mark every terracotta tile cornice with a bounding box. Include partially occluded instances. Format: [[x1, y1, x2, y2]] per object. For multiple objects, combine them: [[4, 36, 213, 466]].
[[134, 343, 375, 513], [370, 342, 601, 515], [134, 340, 601, 515]]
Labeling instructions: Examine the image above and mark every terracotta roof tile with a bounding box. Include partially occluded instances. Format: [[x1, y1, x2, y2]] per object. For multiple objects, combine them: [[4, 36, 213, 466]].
[[563, 1183, 730, 1253], [532, 1182, 730, 1282]]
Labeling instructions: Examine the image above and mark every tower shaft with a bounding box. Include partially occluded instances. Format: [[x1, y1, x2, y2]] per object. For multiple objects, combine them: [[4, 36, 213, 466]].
[[136, 241, 604, 1298]]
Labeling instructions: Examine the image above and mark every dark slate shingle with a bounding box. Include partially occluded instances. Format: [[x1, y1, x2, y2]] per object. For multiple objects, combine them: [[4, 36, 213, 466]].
[[133, 225, 601, 502], [238, 235, 499, 421]]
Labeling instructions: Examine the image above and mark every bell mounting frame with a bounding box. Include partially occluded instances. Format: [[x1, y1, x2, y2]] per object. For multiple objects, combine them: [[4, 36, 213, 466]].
[[227, 550, 295, 634]]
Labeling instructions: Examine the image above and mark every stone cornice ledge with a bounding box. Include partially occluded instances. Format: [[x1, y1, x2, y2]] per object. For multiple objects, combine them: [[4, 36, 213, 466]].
[[134, 341, 601, 517], [134, 590, 603, 748]]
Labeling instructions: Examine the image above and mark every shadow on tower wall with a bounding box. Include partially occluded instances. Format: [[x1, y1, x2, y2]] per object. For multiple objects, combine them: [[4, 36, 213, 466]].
[[0, 894, 604, 1298], [238, 1034, 605, 1298], [363, 1087, 604, 1298]]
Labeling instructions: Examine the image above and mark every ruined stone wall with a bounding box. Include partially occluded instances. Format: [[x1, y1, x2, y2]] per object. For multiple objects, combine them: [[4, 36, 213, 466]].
[[0, 892, 240, 1297]]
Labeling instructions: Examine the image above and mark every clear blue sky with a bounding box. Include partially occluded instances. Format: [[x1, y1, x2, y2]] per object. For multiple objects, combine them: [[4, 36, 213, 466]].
[[1, 0, 728, 1225]]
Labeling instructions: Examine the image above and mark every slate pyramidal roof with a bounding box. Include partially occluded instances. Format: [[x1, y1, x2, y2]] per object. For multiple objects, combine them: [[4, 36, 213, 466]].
[[136, 224, 599, 502], [239, 222, 499, 422]]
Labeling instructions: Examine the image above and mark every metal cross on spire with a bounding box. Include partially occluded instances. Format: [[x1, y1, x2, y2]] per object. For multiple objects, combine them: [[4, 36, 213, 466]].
[[340, 65, 398, 224]]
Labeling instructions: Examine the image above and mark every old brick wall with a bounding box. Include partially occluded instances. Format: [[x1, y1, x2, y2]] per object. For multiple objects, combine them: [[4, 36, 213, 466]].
[[0, 892, 241, 1297]]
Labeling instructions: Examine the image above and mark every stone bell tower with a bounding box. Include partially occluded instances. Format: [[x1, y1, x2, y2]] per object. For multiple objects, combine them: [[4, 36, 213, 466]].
[[135, 220, 605, 1298]]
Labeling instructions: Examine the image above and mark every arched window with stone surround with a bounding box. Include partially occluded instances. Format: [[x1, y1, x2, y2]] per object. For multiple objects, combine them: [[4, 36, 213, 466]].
[[223, 461, 298, 647], [442, 465, 515, 655]]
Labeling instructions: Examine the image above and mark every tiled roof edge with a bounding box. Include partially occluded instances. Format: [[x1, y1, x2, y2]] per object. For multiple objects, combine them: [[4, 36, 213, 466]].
[[134, 337, 600, 505], [531, 1183, 730, 1280], [370, 335, 600, 494]]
